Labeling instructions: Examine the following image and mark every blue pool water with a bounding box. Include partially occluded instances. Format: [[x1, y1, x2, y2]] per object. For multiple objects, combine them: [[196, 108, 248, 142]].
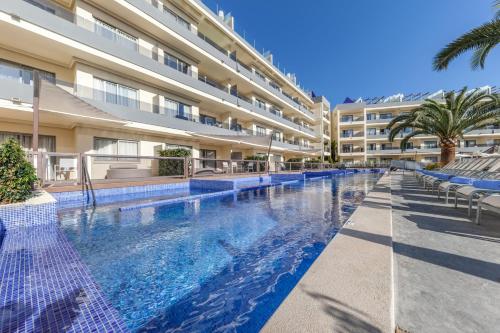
[[58, 173, 381, 332]]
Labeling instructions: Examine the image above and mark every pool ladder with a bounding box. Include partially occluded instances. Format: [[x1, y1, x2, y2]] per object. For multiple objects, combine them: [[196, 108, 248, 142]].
[[81, 157, 96, 207]]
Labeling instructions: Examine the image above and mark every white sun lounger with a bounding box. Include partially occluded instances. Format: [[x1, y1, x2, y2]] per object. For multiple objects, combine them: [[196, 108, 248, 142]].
[[476, 194, 500, 224]]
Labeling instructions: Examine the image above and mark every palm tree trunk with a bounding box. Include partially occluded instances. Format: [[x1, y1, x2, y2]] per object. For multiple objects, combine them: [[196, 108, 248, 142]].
[[440, 143, 456, 165]]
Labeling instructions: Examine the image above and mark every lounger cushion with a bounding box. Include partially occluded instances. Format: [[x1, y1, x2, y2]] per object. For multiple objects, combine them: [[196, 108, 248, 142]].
[[449, 177, 475, 185], [472, 180, 500, 190]]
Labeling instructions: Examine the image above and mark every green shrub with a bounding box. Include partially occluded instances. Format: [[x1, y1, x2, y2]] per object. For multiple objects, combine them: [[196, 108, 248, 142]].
[[158, 148, 191, 176], [286, 157, 303, 170], [244, 155, 267, 161], [0, 138, 37, 204], [424, 162, 441, 170], [244, 155, 267, 172]]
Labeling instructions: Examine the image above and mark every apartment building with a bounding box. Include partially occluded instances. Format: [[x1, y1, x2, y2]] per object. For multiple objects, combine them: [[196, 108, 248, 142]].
[[333, 88, 500, 165], [0, 0, 326, 178], [312, 95, 332, 160]]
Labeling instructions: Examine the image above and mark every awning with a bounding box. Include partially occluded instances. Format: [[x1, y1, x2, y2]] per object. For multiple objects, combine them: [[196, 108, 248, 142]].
[[39, 80, 126, 125], [190, 132, 321, 154]]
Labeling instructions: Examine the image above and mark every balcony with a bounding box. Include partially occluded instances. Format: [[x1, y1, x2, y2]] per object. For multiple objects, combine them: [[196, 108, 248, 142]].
[[340, 116, 364, 123], [340, 147, 365, 156], [0, 77, 315, 152], [366, 117, 394, 123], [366, 133, 390, 139], [366, 147, 442, 155], [465, 128, 500, 135], [340, 132, 365, 140], [124, 0, 314, 119], [2, 0, 316, 137]]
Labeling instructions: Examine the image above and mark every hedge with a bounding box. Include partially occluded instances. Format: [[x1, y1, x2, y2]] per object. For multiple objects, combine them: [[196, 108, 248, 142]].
[[0, 138, 37, 204]]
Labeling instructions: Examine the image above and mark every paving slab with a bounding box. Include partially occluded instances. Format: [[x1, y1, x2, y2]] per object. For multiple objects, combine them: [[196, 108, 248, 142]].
[[392, 173, 500, 333], [262, 173, 393, 333]]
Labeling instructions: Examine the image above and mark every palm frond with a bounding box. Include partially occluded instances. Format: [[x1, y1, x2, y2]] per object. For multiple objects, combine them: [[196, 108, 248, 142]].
[[433, 19, 500, 71]]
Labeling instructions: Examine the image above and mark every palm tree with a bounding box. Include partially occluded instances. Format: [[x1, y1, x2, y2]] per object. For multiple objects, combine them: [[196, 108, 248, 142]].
[[387, 88, 500, 164], [433, 1, 500, 70]]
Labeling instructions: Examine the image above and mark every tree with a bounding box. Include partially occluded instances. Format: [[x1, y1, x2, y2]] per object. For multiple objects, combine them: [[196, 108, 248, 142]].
[[330, 140, 338, 162], [433, 1, 500, 71], [0, 138, 37, 204], [387, 88, 499, 165]]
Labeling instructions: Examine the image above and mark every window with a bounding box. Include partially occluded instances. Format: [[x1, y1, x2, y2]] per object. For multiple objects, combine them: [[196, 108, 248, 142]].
[[367, 143, 376, 151], [379, 113, 393, 119], [366, 113, 376, 121], [200, 114, 217, 126], [164, 52, 190, 74], [272, 132, 283, 142], [0, 132, 55, 152], [93, 78, 138, 108], [255, 98, 267, 110], [367, 128, 377, 136], [342, 129, 353, 138], [94, 18, 138, 52], [163, 6, 190, 29], [342, 144, 353, 153], [404, 142, 413, 149], [341, 115, 353, 122], [200, 149, 216, 169], [231, 152, 242, 160], [423, 141, 438, 149], [94, 137, 138, 160], [465, 140, 476, 147], [403, 127, 412, 134], [164, 97, 192, 119], [256, 126, 266, 136], [270, 106, 282, 117], [381, 143, 392, 150], [0, 59, 55, 85], [254, 70, 266, 81]]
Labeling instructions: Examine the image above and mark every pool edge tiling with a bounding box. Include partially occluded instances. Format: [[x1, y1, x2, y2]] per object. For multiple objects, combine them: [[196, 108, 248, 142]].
[[1, 170, 385, 333], [0, 197, 128, 332], [58, 171, 383, 332]]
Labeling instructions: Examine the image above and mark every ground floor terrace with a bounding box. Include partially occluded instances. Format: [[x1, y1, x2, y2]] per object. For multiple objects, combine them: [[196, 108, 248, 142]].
[[0, 169, 499, 332]]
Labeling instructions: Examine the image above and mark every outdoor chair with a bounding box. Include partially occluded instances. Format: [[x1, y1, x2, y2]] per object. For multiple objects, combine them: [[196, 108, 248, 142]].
[[476, 194, 500, 224], [454, 179, 500, 216], [437, 159, 500, 203], [422, 158, 498, 192]]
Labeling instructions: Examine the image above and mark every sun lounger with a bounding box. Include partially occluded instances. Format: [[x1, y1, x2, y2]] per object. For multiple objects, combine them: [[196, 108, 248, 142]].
[[476, 194, 500, 224], [454, 179, 500, 216]]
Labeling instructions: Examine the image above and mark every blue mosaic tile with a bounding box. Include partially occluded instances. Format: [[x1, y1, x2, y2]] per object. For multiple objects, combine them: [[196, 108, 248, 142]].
[[270, 173, 306, 183], [0, 202, 128, 332], [189, 179, 235, 191]]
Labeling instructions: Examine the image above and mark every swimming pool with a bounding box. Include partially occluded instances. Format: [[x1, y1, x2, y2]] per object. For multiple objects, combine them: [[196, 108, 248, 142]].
[[58, 173, 382, 332]]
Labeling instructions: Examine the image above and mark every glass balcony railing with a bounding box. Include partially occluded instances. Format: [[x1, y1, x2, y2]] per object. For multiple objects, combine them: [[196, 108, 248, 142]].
[[139, 0, 314, 117], [16, 0, 318, 137], [340, 117, 364, 123]]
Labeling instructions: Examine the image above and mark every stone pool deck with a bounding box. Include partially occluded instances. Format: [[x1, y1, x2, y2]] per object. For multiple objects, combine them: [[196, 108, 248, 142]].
[[392, 173, 500, 332], [264, 171, 500, 333], [263, 173, 394, 333]]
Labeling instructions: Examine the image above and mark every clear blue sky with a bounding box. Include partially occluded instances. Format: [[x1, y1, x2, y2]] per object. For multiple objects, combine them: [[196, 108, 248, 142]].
[[202, 0, 499, 105]]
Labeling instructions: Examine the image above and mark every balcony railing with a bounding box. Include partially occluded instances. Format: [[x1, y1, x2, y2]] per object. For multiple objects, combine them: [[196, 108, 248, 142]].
[[340, 117, 364, 123], [341, 148, 365, 153], [340, 132, 365, 138], [140, 0, 314, 118], [17, 0, 316, 132]]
